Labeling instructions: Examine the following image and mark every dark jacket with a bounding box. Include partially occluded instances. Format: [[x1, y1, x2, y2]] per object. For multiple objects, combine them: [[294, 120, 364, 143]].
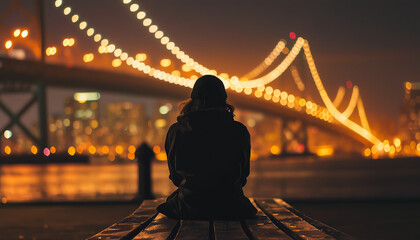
[[157, 108, 257, 220]]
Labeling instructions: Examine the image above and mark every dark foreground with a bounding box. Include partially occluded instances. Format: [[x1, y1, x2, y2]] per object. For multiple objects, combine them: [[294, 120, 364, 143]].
[[1, 200, 420, 240], [1, 157, 420, 239]]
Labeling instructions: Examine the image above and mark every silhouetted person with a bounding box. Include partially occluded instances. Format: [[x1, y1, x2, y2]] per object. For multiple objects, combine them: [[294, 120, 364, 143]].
[[157, 75, 257, 220]]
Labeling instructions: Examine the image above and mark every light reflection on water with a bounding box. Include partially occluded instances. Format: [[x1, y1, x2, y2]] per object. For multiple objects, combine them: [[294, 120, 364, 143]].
[[1, 157, 419, 203], [0, 163, 144, 202]]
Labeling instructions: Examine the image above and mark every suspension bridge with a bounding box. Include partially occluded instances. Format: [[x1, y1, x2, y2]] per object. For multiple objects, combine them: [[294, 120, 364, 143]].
[[0, 0, 402, 159]]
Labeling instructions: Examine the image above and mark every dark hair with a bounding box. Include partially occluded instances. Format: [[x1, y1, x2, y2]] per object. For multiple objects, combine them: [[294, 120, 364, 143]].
[[179, 98, 235, 117]]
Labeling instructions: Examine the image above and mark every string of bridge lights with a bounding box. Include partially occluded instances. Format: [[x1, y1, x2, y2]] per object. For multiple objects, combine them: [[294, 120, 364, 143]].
[[55, 0, 197, 89], [331, 87, 371, 132], [119, 0, 307, 90], [242, 40, 286, 80], [53, 0, 380, 145], [290, 65, 305, 91], [119, 0, 373, 138], [302, 40, 380, 144], [53, 0, 331, 122], [121, 0, 213, 77], [332, 87, 346, 107]]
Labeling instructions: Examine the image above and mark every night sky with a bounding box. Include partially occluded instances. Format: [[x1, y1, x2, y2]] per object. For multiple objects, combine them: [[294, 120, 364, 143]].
[[5, 1, 420, 135]]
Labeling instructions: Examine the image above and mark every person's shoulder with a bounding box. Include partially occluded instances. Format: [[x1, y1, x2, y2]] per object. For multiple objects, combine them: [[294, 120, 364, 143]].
[[168, 122, 179, 132], [233, 121, 249, 133]]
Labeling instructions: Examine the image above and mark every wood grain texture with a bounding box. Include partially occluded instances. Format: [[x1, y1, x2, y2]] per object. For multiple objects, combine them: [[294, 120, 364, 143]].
[[214, 221, 248, 240], [244, 199, 293, 240], [175, 220, 210, 240], [133, 213, 179, 240], [87, 199, 164, 240], [256, 198, 335, 240]]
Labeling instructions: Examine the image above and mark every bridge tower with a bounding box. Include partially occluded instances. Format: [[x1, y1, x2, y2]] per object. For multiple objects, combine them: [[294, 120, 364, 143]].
[[281, 118, 309, 155], [0, 0, 48, 153], [280, 51, 310, 155]]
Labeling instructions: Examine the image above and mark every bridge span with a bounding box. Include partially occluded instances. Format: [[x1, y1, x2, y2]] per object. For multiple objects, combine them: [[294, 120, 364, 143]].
[[0, 57, 367, 146]]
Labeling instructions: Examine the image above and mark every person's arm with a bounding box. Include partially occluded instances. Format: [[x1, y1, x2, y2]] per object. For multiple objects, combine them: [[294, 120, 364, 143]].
[[165, 124, 182, 186], [238, 123, 251, 187]]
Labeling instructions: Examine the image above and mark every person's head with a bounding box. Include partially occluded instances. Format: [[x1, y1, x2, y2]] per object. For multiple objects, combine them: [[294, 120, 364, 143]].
[[180, 75, 234, 116]]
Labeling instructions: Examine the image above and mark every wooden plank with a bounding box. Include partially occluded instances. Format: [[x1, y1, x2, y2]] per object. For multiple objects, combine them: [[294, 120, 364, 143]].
[[175, 220, 210, 240], [87, 199, 165, 240], [133, 213, 179, 240], [274, 199, 356, 240], [214, 221, 248, 240], [243, 199, 293, 240], [255, 199, 335, 240]]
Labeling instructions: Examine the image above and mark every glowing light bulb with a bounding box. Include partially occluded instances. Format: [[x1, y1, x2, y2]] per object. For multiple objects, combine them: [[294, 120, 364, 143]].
[[13, 29, 21, 37], [5, 40, 12, 49], [21, 29, 28, 38], [55, 0, 63, 7], [136, 53, 147, 61], [130, 4, 139, 12], [83, 53, 94, 62], [154, 31, 163, 39], [87, 28, 94, 36], [161, 36, 169, 45], [71, 14, 79, 23], [94, 34, 101, 42], [166, 42, 175, 50], [114, 49, 122, 57], [63, 38, 69, 46], [79, 21, 87, 30], [100, 39, 109, 46], [64, 7, 71, 15], [107, 44, 116, 53], [137, 11, 146, 19], [120, 52, 128, 61], [149, 25, 158, 33], [160, 59, 171, 67], [143, 18, 152, 27]]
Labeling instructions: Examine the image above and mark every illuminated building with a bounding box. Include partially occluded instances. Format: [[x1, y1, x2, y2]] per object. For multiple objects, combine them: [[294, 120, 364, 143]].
[[103, 102, 146, 147], [63, 93, 100, 147], [399, 82, 420, 144]]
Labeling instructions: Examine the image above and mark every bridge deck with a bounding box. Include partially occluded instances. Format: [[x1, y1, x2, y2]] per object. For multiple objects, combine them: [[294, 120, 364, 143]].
[[0, 57, 368, 145]]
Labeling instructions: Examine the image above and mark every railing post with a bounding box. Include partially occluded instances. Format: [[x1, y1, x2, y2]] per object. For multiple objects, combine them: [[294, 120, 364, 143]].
[[135, 142, 155, 200]]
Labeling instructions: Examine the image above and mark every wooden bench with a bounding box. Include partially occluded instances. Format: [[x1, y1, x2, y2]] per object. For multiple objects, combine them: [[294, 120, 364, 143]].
[[87, 198, 355, 240]]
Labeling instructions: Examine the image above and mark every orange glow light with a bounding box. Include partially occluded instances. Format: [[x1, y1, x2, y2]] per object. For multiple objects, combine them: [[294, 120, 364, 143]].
[[128, 152, 135, 160], [31, 145, 38, 155], [156, 152, 167, 161], [4, 146, 11, 155], [153, 145, 161, 153], [46, 47, 57, 56], [115, 145, 123, 154], [21, 29, 28, 38], [13, 29, 21, 37], [112, 59, 122, 67], [5, 40, 12, 49], [83, 53, 94, 62], [102, 146, 109, 154], [128, 145, 136, 153], [270, 145, 281, 155], [88, 145, 96, 154], [76, 146, 83, 154], [68, 146, 76, 156], [181, 64, 191, 72], [160, 59, 171, 67], [135, 53, 147, 61]]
